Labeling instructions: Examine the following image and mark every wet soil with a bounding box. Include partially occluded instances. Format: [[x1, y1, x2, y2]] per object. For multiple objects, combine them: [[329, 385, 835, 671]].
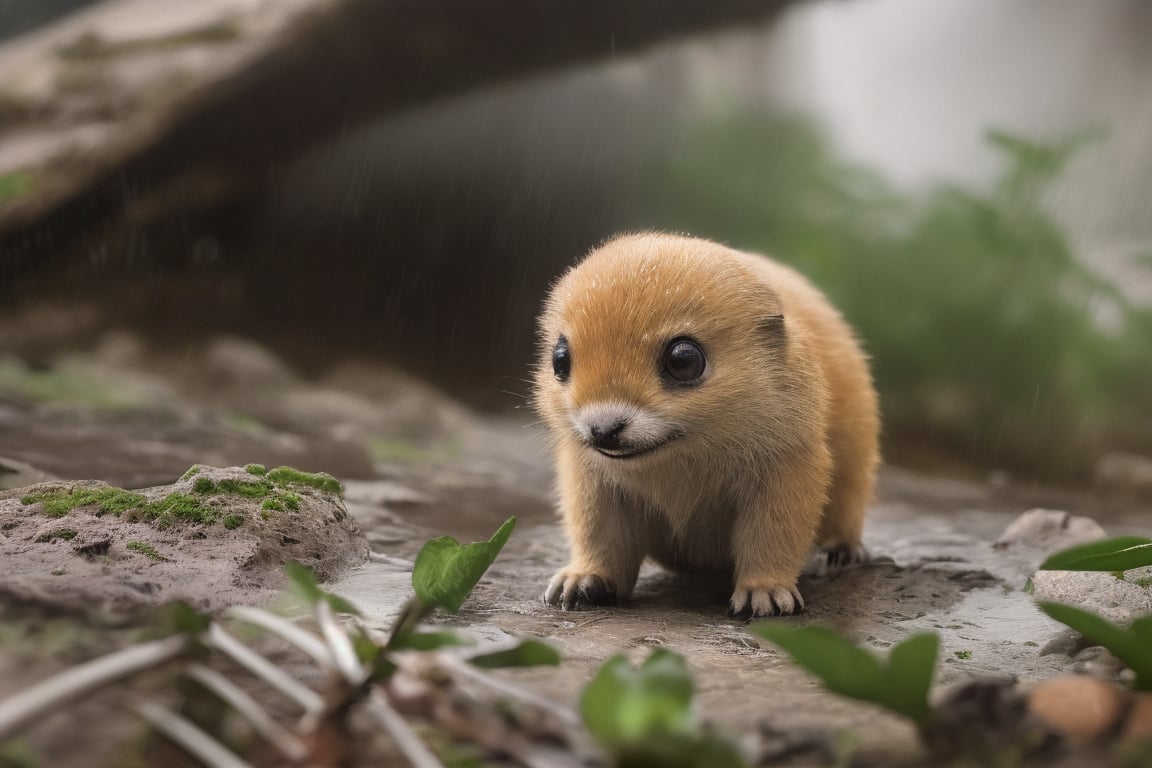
[[1, 332, 1149, 765]]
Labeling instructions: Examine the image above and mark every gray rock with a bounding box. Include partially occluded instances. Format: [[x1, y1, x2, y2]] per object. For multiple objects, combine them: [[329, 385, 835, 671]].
[[0, 465, 369, 612], [1030, 570, 1152, 624], [993, 508, 1107, 553]]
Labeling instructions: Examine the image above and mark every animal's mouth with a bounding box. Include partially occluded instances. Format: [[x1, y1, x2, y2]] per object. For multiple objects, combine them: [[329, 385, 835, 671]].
[[593, 433, 682, 460]]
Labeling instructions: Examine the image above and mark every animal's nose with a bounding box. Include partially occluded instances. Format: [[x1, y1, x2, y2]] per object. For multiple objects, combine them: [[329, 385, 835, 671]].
[[589, 418, 628, 449]]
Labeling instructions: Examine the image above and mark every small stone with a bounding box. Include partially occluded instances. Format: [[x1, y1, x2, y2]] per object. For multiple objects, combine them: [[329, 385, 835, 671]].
[[993, 508, 1106, 552], [1038, 629, 1090, 658], [1029, 676, 1130, 744], [1031, 570, 1152, 624], [202, 336, 295, 387], [1071, 646, 1127, 679]]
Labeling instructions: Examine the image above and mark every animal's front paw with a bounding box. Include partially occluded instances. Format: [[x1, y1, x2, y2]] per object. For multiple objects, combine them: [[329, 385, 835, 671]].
[[543, 568, 617, 611], [728, 581, 804, 619], [820, 542, 868, 570]]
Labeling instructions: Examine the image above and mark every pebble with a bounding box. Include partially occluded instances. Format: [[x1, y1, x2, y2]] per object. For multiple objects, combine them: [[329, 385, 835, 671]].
[[1029, 676, 1128, 744]]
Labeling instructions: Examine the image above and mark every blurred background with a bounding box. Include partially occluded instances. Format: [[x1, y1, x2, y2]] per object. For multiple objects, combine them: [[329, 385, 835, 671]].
[[2, 0, 1151, 490]]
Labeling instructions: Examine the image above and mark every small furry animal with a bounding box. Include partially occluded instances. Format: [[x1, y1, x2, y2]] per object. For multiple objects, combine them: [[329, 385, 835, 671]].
[[534, 232, 880, 617]]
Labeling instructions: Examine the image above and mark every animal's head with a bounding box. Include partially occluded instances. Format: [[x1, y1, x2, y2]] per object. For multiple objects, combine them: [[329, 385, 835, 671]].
[[533, 233, 793, 466]]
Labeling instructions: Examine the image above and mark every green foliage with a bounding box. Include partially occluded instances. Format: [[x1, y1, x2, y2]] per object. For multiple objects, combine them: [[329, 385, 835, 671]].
[[244, 464, 267, 476], [0, 357, 132, 409], [193, 476, 272, 498], [0, 172, 33, 202], [137, 492, 218, 527], [412, 516, 515, 614], [1038, 603, 1152, 690], [388, 631, 474, 652], [284, 561, 363, 617], [751, 624, 938, 725], [165, 601, 213, 636], [22, 486, 147, 518], [1039, 536, 1152, 573], [266, 466, 342, 495], [633, 113, 1152, 476], [222, 514, 244, 530], [581, 650, 746, 768], [126, 541, 166, 561], [468, 639, 560, 669]]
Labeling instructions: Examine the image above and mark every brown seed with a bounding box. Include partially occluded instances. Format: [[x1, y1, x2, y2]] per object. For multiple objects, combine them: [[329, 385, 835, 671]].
[[1029, 676, 1129, 744]]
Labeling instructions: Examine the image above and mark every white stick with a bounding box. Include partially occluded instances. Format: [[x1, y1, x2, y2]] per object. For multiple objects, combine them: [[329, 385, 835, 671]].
[[186, 665, 309, 762], [364, 690, 446, 768], [0, 636, 187, 740], [206, 624, 324, 715], [134, 701, 254, 768], [315, 600, 367, 686], [225, 606, 334, 668]]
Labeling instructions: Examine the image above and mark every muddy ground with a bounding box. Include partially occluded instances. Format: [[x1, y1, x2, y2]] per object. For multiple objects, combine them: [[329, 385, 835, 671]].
[[1, 331, 1150, 766]]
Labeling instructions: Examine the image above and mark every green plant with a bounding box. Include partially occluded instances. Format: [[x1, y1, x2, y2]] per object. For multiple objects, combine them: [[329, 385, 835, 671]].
[[1037, 604, 1152, 690], [1039, 536, 1152, 573], [581, 649, 745, 768], [20, 465, 339, 530], [412, 517, 515, 614], [126, 541, 166, 561], [751, 624, 938, 725], [0, 516, 568, 767], [631, 114, 1152, 478]]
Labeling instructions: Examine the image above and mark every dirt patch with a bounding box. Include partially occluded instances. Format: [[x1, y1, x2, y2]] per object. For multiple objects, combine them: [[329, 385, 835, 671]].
[[0, 464, 368, 613], [0, 335, 1148, 766]]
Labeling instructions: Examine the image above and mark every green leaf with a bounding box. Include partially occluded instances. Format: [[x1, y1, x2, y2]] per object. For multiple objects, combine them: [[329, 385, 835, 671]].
[[1038, 602, 1152, 690], [412, 517, 515, 613], [284, 561, 362, 616], [165, 601, 212, 636], [580, 650, 746, 767], [1038, 537, 1152, 573], [390, 631, 473, 652], [751, 624, 937, 724], [751, 624, 885, 699], [879, 634, 939, 722], [285, 561, 323, 601], [581, 649, 696, 748], [468, 639, 560, 669], [350, 628, 382, 665]]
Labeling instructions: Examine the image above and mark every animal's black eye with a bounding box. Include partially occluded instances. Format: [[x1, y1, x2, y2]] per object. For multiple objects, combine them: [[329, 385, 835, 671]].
[[552, 336, 571, 382], [663, 338, 706, 384]]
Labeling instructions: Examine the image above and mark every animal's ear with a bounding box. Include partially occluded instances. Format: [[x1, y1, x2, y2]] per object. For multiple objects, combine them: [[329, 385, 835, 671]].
[[758, 314, 787, 350]]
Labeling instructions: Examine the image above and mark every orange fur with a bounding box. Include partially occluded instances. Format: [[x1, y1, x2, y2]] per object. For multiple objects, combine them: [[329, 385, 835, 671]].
[[534, 233, 880, 617]]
